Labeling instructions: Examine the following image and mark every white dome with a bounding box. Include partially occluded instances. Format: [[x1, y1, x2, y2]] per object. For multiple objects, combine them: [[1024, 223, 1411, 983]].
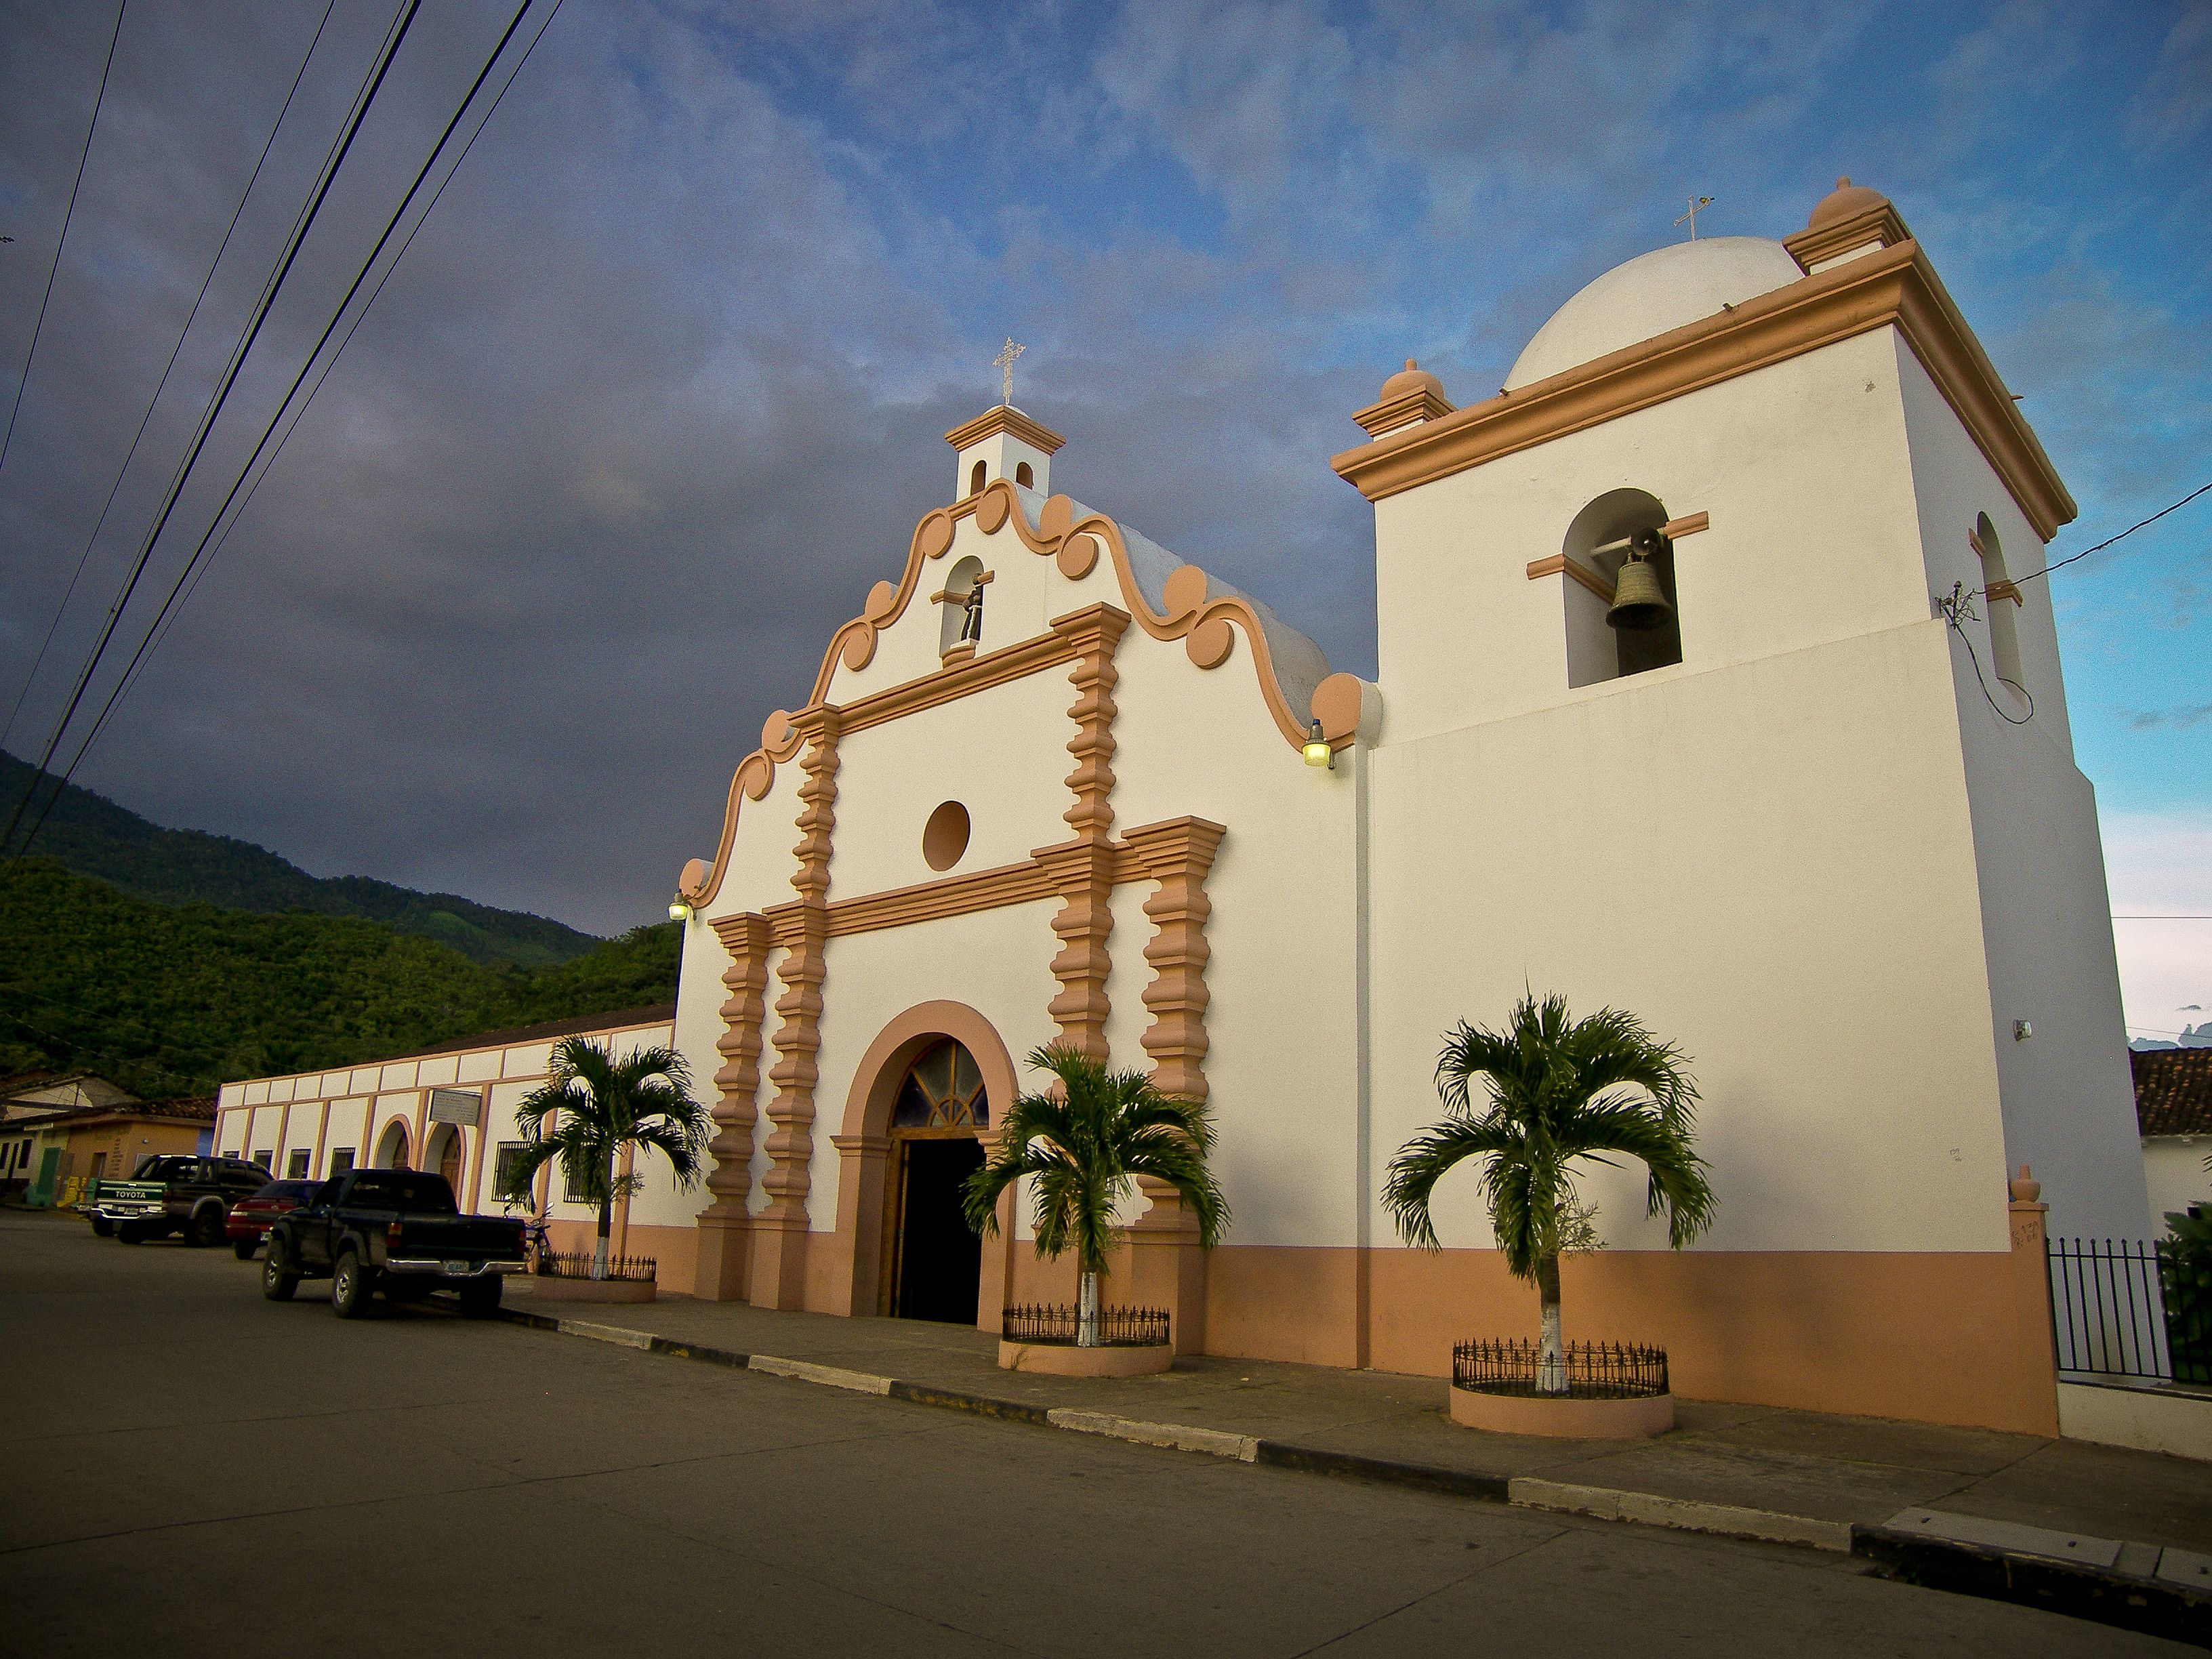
[[1504, 237, 1804, 391]]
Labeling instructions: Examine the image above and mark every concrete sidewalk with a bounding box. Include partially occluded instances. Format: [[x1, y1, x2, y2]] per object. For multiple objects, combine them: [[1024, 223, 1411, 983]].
[[499, 1281, 2212, 1641]]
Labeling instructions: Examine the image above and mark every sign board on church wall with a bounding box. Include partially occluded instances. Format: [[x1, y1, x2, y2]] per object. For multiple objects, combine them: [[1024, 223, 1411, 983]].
[[427, 1087, 483, 1127]]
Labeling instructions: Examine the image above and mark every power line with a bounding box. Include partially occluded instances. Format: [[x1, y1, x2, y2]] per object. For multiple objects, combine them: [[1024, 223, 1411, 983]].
[[1998, 479, 2212, 596], [10, 1, 549, 859], [0, 0, 340, 754], [0, 0, 127, 480], [1, 0, 424, 859], [103, 0, 570, 732], [2112, 914, 2212, 920]]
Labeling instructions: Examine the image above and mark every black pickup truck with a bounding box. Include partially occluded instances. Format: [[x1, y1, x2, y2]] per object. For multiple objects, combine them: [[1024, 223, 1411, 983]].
[[87, 1154, 270, 1246], [261, 1169, 525, 1318]]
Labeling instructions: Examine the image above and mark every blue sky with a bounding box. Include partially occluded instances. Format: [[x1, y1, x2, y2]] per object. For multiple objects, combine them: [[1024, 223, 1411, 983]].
[[0, 0, 2205, 1031]]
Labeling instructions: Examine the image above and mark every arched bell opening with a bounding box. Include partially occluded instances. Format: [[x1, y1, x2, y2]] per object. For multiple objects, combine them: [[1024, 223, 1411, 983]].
[[1973, 512, 2026, 707], [373, 1120, 412, 1171], [1562, 489, 1681, 687]]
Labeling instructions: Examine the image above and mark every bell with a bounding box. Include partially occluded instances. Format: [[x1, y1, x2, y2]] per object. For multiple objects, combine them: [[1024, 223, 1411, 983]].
[[1606, 532, 1674, 631]]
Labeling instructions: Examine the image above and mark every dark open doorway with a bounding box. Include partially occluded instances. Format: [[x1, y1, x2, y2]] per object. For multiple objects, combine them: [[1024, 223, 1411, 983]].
[[892, 1138, 984, 1324]]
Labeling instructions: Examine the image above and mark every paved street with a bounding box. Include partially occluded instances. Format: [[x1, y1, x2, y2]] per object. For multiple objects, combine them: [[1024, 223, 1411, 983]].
[[0, 1209, 2188, 1657]]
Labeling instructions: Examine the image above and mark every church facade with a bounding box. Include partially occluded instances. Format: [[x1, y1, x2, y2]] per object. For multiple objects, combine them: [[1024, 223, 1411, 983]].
[[563, 180, 2152, 1435]]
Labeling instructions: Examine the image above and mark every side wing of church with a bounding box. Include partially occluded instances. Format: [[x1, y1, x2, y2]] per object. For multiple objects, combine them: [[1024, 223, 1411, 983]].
[[635, 180, 2144, 1436]]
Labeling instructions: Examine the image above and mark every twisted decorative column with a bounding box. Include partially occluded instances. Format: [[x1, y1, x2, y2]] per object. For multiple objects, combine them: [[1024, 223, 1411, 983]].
[[752, 710, 840, 1310], [1038, 605, 1130, 1063], [1120, 815, 1226, 1354], [694, 911, 769, 1300]]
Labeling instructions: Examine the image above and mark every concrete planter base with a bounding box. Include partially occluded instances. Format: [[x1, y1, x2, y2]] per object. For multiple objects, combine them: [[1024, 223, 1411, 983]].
[[998, 1339, 1172, 1376], [1449, 1384, 1673, 1439], [529, 1275, 657, 1304]]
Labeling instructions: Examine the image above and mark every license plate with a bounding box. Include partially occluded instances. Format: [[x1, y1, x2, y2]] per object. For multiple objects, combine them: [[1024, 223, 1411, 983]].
[[443, 1261, 474, 1274]]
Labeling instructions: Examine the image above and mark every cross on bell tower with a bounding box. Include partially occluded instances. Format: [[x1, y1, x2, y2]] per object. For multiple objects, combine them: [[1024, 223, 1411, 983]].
[[994, 337, 1024, 407]]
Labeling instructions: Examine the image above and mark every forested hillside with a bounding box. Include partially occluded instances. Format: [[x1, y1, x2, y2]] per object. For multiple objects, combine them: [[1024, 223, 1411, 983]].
[[0, 859, 680, 1098], [0, 750, 596, 968]]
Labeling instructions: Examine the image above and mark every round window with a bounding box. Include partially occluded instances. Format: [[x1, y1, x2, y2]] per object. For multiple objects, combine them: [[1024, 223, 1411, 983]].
[[923, 801, 970, 872]]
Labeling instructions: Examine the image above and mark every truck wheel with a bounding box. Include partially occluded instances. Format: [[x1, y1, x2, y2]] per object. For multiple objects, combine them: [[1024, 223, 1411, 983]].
[[262, 1237, 299, 1301], [331, 1250, 372, 1319], [184, 1206, 222, 1248], [459, 1279, 504, 1319], [90, 1216, 114, 1238], [117, 1222, 144, 1244], [233, 1238, 258, 1261]]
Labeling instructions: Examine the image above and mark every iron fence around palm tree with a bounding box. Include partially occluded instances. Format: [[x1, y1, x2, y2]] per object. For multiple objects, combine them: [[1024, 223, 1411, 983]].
[[1452, 1338, 1669, 1399], [538, 1250, 657, 1284], [2047, 1237, 2211, 1386], [1002, 1303, 1170, 1347]]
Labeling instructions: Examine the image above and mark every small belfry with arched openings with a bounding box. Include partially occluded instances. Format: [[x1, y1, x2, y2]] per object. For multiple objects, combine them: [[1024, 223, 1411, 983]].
[[636, 178, 2146, 1436]]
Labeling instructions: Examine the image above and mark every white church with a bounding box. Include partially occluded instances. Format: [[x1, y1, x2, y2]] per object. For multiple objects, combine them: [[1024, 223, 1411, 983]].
[[213, 180, 2148, 1435]]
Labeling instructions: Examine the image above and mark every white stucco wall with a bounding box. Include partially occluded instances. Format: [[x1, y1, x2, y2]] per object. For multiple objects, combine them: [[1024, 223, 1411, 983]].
[[1893, 342, 2144, 1240], [1356, 313, 2136, 1256], [2144, 1137, 2209, 1233], [1365, 621, 2010, 1253], [677, 472, 1363, 1256], [211, 1017, 680, 1224]]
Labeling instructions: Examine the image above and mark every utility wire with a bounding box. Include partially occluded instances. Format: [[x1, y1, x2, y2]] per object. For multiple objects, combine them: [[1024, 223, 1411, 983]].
[[0, 0, 127, 481], [98, 0, 569, 737], [7, 0, 540, 861], [0, 0, 340, 755], [1989, 479, 2212, 597], [1, 0, 424, 859]]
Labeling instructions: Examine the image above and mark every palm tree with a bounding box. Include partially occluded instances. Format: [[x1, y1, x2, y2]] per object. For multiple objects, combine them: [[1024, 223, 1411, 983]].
[[963, 1044, 1228, 1346], [499, 1036, 711, 1280], [1382, 992, 1715, 1394]]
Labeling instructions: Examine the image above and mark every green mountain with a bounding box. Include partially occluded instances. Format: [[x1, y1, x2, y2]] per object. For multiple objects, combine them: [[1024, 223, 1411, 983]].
[[0, 750, 596, 968], [0, 858, 679, 1098]]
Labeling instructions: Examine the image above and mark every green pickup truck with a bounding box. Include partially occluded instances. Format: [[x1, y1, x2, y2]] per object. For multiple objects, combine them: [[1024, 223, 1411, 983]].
[[88, 1154, 271, 1246]]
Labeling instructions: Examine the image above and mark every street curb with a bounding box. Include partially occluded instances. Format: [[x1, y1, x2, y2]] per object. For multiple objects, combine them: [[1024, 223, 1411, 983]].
[[491, 1307, 2205, 1641], [1251, 1440, 1509, 1502], [1853, 1526, 2211, 1647], [1509, 1477, 1853, 1553]]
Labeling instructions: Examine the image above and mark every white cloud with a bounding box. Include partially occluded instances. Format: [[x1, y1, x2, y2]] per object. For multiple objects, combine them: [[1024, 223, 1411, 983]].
[[2102, 806, 2212, 1038]]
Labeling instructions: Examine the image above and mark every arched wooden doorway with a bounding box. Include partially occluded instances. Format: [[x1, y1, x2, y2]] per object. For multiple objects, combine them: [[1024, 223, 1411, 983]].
[[425, 1124, 463, 1195], [884, 1040, 989, 1325], [374, 1120, 411, 1170]]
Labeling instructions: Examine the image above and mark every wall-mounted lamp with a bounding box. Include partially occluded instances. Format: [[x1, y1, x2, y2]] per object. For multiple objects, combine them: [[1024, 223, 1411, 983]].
[[668, 899, 693, 922], [2013, 1019, 2033, 1042], [1303, 720, 1334, 770]]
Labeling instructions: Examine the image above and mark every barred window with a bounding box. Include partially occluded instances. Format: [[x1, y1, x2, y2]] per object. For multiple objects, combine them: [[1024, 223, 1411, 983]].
[[562, 1160, 604, 1206], [493, 1142, 532, 1202]]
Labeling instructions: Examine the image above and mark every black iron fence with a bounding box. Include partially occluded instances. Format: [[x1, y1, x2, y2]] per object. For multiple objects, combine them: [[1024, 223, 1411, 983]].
[[1452, 1338, 1669, 1400], [538, 1250, 657, 1284], [2047, 1237, 2211, 1385], [1002, 1303, 1170, 1348]]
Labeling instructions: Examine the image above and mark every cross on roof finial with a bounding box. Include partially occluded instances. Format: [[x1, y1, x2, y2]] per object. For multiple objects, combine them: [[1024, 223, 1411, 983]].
[[994, 337, 1024, 407], [1675, 194, 1715, 241]]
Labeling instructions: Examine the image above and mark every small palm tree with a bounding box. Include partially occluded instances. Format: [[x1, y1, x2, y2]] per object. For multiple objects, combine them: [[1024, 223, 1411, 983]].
[[963, 1044, 1228, 1346], [499, 1036, 711, 1280], [1383, 993, 1715, 1394]]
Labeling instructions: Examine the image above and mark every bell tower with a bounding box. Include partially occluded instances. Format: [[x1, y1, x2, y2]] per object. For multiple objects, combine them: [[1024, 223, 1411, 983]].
[[945, 405, 1064, 501]]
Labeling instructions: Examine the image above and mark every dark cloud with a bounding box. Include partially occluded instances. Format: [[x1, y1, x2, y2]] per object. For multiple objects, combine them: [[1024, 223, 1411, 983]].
[[2123, 702, 2212, 730], [1, 0, 2205, 935]]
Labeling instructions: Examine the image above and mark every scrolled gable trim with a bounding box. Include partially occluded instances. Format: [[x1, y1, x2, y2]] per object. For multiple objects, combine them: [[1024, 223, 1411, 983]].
[[680, 476, 1342, 909]]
